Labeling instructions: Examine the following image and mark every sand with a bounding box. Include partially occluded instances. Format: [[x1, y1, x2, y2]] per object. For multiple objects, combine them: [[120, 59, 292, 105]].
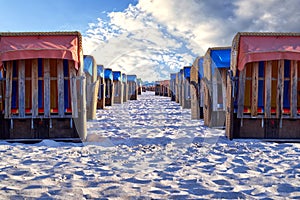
[[0, 91, 300, 199]]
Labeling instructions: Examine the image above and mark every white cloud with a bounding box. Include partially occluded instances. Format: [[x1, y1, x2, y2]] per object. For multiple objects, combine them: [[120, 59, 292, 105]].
[[83, 0, 300, 82]]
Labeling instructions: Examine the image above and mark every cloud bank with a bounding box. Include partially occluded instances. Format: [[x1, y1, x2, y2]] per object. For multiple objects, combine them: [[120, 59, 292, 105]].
[[83, 0, 300, 82]]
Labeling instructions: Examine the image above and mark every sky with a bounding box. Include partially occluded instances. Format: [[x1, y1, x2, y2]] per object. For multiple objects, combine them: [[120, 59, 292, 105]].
[[1, 0, 300, 82]]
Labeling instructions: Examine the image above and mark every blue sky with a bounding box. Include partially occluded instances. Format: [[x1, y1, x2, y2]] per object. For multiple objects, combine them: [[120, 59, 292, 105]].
[[1, 0, 299, 81], [0, 0, 137, 32]]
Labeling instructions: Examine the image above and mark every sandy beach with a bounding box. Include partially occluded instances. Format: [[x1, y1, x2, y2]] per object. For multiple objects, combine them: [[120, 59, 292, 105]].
[[0, 91, 300, 199]]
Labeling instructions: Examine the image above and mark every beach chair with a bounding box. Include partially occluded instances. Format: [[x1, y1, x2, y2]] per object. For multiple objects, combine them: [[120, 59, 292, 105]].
[[182, 66, 191, 109], [127, 75, 138, 100], [203, 47, 231, 128], [84, 55, 99, 120], [0, 32, 86, 141], [177, 69, 184, 106], [137, 79, 142, 95], [175, 73, 180, 103], [122, 73, 128, 103], [113, 71, 123, 104], [226, 32, 300, 139], [104, 68, 114, 106], [161, 80, 170, 97], [190, 57, 204, 119], [96, 65, 105, 109], [170, 73, 176, 101]]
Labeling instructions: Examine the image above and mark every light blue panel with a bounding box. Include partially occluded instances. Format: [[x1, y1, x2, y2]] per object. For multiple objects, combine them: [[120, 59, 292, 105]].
[[127, 75, 137, 82], [97, 65, 104, 77], [83, 55, 94, 76], [104, 68, 113, 80], [113, 71, 122, 81]]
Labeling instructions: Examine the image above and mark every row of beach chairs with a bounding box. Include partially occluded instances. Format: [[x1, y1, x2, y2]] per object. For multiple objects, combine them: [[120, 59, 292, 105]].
[[0, 32, 142, 141], [159, 32, 300, 140]]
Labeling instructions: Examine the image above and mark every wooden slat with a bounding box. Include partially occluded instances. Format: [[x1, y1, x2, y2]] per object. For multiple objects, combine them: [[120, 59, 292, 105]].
[[44, 59, 50, 117], [5, 61, 13, 118], [175, 73, 179, 103], [225, 70, 233, 139], [221, 69, 227, 111], [69, 60, 78, 118], [237, 67, 246, 118], [212, 71, 218, 111], [251, 62, 259, 117], [290, 60, 298, 118], [57, 60, 65, 117], [18, 60, 25, 117], [31, 59, 38, 117], [264, 61, 272, 118], [276, 60, 284, 118]]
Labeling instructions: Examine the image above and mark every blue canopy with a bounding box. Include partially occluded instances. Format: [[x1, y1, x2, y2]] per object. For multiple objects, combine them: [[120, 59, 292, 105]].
[[113, 71, 122, 81], [183, 66, 191, 78], [127, 75, 137, 82], [198, 57, 204, 79], [97, 65, 104, 77], [122, 73, 127, 82], [170, 73, 176, 80], [104, 68, 113, 80], [210, 48, 231, 68], [83, 55, 94, 76]]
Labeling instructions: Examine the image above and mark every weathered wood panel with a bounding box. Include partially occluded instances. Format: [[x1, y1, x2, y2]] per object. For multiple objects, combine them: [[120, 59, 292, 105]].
[[31, 59, 39, 117], [44, 59, 51, 118], [69, 60, 78, 118], [264, 61, 272, 118], [221, 68, 227, 110], [251, 62, 258, 117], [18, 60, 25, 117], [5, 61, 13, 118], [212, 72, 218, 111], [237, 67, 246, 118], [276, 60, 284, 118], [57, 60, 65, 117], [291, 60, 298, 118]]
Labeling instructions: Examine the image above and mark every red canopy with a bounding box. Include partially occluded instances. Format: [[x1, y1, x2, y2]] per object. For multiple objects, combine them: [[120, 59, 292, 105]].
[[238, 34, 300, 71], [0, 32, 80, 69]]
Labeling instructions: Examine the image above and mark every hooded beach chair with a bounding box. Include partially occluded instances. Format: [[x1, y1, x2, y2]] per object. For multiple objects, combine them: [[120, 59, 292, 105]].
[[0, 32, 86, 141], [203, 47, 231, 128], [226, 32, 300, 139], [190, 56, 204, 119]]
